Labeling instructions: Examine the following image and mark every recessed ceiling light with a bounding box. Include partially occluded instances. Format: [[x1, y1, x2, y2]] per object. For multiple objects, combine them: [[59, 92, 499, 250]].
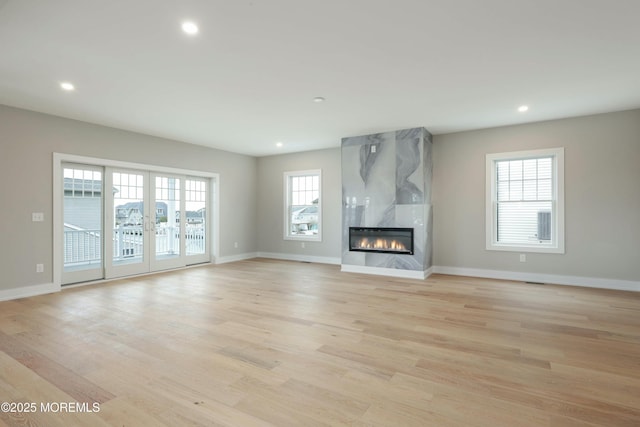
[[276, 142, 284, 147], [181, 21, 199, 35], [60, 82, 75, 91], [313, 96, 325, 103], [518, 105, 529, 112]]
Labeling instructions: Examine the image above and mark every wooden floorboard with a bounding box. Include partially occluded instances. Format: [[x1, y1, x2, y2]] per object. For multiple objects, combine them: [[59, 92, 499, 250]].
[[1, 258, 640, 426]]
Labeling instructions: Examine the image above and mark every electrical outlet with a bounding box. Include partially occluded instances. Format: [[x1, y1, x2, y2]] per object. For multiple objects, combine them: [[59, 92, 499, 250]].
[[32, 212, 44, 222], [519, 254, 526, 262], [371, 145, 376, 153], [36, 264, 44, 273], [301, 242, 305, 249], [234, 242, 238, 248]]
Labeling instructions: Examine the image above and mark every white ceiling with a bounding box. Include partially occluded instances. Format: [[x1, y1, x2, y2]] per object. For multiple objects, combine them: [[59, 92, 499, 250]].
[[1, 0, 639, 157]]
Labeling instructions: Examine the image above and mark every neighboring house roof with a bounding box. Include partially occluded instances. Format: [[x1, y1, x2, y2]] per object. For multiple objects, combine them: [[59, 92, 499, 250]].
[[63, 177, 102, 194], [115, 201, 168, 218]]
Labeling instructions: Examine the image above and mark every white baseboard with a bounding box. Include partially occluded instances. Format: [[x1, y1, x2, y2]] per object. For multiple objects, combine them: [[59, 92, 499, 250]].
[[0, 282, 60, 302], [341, 264, 431, 280], [424, 266, 434, 278], [432, 266, 640, 292], [257, 252, 341, 265], [215, 252, 259, 264]]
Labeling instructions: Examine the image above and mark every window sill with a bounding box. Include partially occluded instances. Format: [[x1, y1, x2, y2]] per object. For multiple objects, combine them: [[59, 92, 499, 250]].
[[284, 235, 322, 242], [486, 242, 564, 254]]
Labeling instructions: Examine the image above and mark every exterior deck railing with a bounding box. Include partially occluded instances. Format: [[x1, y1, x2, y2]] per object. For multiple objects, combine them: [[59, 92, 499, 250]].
[[64, 228, 101, 266], [63, 224, 206, 267]]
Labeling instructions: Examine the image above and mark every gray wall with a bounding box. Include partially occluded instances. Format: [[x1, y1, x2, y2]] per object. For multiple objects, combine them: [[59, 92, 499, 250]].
[[0, 105, 258, 291], [2, 104, 638, 291], [256, 148, 341, 260], [256, 109, 640, 283], [433, 109, 640, 282]]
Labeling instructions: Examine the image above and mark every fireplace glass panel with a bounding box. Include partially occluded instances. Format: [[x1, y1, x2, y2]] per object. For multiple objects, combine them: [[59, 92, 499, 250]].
[[349, 227, 414, 255]]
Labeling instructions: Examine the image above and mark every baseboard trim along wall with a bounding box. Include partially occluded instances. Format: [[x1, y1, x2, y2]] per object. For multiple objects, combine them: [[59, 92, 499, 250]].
[[257, 252, 341, 265], [432, 266, 640, 292], [215, 252, 259, 264], [0, 282, 60, 302], [341, 264, 432, 280]]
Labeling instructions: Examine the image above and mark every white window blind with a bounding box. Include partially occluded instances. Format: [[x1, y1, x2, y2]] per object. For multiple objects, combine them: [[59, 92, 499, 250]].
[[496, 157, 552, 244]]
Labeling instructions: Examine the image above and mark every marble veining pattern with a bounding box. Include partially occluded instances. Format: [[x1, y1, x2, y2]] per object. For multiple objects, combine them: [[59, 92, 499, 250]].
[[341, 127, 433, 273], [396, 133, 423, 204]]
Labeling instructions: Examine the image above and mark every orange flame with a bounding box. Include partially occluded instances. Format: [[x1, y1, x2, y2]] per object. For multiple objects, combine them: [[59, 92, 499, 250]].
[[356, 238, 407, 251]]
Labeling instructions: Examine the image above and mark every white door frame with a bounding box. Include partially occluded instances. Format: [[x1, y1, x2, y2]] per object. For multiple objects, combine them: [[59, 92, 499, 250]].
[[53, 153, 219, 288]]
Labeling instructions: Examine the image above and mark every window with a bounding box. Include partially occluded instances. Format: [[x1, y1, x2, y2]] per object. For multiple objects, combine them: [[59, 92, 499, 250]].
[[63, 168, 102, 198], [486, 148, 564, 253], [185, 178, 207, 255], [284, 170, 321, 241]]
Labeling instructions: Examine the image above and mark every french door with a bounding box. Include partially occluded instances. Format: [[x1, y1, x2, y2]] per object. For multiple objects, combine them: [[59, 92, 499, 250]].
[[61, 164, 105, 285], [61, 163, 211, 285], [150, 173, 184, 271], [105, 168, 151, 278]]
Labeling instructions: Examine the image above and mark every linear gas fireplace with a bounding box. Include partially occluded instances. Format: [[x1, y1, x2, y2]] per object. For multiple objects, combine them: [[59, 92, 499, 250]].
[[349, 227, 414, 255]]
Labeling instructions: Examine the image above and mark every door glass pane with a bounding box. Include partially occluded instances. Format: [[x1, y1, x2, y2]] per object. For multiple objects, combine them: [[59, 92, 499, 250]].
[[155, 176, 180, 260], [63, 167, 102, 272], [185, 179, 206, 255], [113, 172, 145, 265]]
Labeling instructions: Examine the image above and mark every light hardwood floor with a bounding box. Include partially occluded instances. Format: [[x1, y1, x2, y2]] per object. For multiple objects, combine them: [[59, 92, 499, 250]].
[[1, 258, 640, 426]]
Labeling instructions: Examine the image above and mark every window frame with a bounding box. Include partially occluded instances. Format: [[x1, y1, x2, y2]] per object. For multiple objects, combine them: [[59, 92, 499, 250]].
[[485, 147, 565, 253], [284, 169, 322, 242]]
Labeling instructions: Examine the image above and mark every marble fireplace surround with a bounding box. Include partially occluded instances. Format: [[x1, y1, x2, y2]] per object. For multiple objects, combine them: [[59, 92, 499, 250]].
[[341, 127, 433, 279]]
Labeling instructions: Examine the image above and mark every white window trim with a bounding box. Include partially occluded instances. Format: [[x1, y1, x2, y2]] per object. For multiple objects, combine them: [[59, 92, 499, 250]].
[[284, 169, 322, 242], [485, 147, 565, 254]]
